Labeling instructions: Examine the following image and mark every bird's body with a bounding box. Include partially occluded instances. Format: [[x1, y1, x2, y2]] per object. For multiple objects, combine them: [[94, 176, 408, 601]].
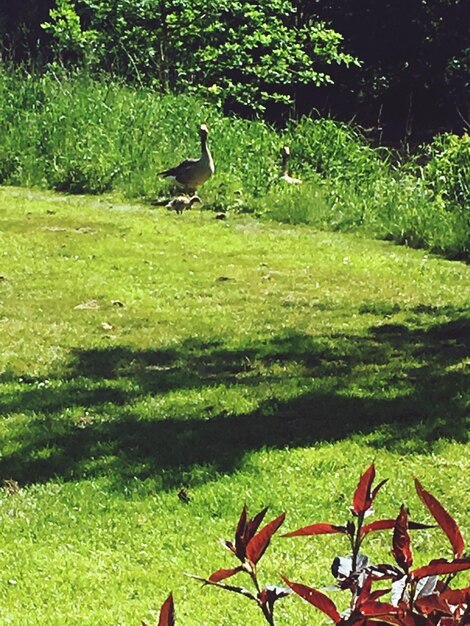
[[159, 124, 214, 194], [165, 194, 201, 214], [279, 146, 302, 185]]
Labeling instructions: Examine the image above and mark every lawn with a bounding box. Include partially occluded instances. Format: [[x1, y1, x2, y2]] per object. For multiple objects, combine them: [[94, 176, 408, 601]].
[[0, 186, 469, 625]]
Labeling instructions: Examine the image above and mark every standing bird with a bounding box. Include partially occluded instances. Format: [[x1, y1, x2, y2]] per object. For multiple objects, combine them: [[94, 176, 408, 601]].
[[165, 194, 201, 214], [279, 146, 302, 184], [159, 124, 215, 194]]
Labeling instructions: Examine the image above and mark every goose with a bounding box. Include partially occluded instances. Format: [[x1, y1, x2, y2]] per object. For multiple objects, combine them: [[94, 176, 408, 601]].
[[159, 124, 215, 194], [165, 194, 201, 214], [279, 146, 302, 184]]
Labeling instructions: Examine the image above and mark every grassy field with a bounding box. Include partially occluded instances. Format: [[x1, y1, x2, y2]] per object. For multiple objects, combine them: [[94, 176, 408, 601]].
[[0, 186, 469, 625], [1, 66, 469, 260]]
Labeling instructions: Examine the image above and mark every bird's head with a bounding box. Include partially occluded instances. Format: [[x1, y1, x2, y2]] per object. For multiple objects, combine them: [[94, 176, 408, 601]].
[[281, 145, 291, 158], [199, 124, 209, 138]]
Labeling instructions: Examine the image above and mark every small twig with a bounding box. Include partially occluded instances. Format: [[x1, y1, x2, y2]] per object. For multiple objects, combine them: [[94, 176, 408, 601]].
[[118, 38, 144, 88], [456, 107, 470, 130]]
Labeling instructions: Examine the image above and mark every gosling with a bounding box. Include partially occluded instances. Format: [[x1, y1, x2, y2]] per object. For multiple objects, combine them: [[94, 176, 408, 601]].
[[166, 195, 201, 214]]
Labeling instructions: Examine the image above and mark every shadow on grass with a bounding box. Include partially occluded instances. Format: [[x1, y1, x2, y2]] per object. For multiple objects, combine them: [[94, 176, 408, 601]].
[[1, 310, 468, 489]]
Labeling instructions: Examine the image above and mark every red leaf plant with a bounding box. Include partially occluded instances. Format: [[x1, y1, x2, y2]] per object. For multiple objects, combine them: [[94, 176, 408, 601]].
[[191, 505, 288, 625], [142, 592, 175, 626], [283, 464, 431, 592], [283, 467, 470, 625]]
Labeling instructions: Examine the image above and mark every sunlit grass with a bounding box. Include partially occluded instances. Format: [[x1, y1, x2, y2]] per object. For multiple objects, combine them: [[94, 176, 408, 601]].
[[0, 186, 469, 624]]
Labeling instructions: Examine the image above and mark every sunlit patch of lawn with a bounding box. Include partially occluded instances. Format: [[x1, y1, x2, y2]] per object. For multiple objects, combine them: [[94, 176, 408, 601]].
[[0, 187, 469, 625]]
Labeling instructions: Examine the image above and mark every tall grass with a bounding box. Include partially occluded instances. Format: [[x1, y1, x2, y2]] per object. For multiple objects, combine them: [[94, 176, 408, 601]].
[[0, 64, 468, 258]]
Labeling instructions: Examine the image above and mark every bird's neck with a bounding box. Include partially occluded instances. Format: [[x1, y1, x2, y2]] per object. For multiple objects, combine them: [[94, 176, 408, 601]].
[[201, 135, 214, 172], [281, 155, 289, 176]]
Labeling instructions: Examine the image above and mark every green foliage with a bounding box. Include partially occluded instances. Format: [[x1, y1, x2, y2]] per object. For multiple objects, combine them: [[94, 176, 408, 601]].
[[41, 0, 358, 111], [285, 119, 469, 258], [169, 0, 358, 111], [3, 0, 468, 141], [255, 181, 330, 226], [0, 65, 468, 258], [41, 0, 97, 57], [422, 133, 470, 214]]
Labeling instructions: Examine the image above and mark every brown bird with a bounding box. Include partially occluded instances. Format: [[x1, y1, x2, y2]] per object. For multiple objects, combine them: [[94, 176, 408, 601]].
[[279, 146, 302, 184], [165, 194, 201, 214], [159, 124, 215, 194]]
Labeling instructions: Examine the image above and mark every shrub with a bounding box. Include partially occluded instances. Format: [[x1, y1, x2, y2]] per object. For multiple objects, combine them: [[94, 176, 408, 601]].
[[155, 464, 470, 625], [423, 133, 470, 215], [283, 465, 470, 625], [42, 0, 358, 113]]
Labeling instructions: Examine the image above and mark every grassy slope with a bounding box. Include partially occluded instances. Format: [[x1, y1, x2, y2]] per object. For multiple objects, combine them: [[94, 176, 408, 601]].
[[0, 186, 469, 625], [1, 68, 468, 259]]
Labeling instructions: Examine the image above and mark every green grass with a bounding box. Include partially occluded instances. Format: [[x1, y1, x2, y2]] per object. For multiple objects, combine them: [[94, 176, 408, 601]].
[[0, 186, 469, 624], [0, 65, 468, 259]]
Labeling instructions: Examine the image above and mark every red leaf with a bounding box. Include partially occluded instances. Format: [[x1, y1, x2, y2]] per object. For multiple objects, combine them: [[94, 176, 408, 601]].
[[406, 616, 435, 626], [282, 523, 348, 538], [365, 616, 413, 626], [355, 578, 396, 618], [409, 521, 435, 531], [392, 506, 413, 572], [369, 590, 392, 602], [282, 576, 341, 623], [411, 558, 470, 579], [361, 519, 434, 537], [208, 567, 243, 583], [371, 478, 389, 501], [234, 506, 269, 560], [235, 505, 248, 559], [246, 512, 286, 564], [440, 585, 470, 606], [158, 593, 175, 626], [414, 593, 452, 616], [356, 575, 373, 605], [415, 479, 465, 558], [386, 608, 435, 626], [222, 539, 236, 555], [359, 600, 399, 617], [353, 464, 376, 516], [245, 507, 269, 544], [362, 519, 396, 536]]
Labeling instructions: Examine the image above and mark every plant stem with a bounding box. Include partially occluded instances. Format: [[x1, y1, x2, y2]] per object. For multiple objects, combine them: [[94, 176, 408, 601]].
[[352, 512, 364, 572], [250, 571, 275, 625]]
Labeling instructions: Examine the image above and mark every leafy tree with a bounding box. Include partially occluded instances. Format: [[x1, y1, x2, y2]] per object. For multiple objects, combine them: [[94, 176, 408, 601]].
[[41, 0, 359, 112], [42, 0, 97, 59]]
